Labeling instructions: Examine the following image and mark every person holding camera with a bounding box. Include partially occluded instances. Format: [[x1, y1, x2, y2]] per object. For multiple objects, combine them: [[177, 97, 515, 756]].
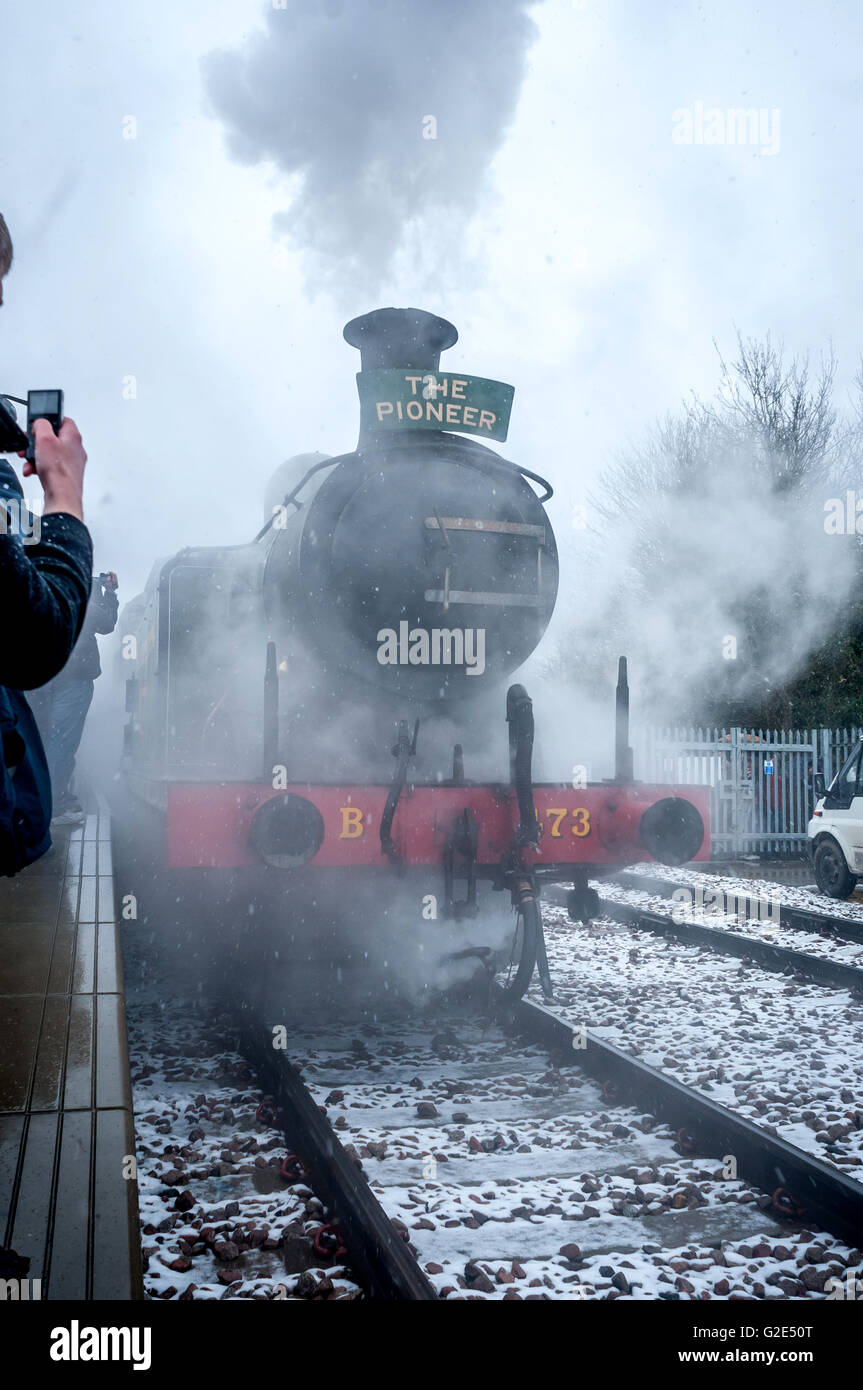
[[31, 572, 119, 824], [0, 211, 93, 873]]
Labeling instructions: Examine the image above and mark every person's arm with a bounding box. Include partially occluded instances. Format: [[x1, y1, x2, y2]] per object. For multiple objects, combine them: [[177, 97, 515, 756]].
[[0, 416, 92, 689], [0, 515, 93, 688]]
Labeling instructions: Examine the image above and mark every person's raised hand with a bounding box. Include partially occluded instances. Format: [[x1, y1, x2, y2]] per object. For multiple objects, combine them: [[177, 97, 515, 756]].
[[23, 417, 86, 521]]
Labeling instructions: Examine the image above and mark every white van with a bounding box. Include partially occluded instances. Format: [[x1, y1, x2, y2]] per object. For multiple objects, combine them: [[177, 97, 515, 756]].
[[808, 737, 863, 898]]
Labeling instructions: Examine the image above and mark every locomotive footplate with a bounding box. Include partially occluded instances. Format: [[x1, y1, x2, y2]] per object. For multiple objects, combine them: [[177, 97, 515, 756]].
[[165, 779, 710, 871], [164, 670, 710, 883]]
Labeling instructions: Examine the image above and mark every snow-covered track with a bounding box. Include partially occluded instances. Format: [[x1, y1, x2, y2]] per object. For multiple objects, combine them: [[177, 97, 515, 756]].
[[613, 869, 863, 948], [595, 896, 863, 995], [238, 1012, 437, 1301], [511, 995, 863, 1251], [225, 993, 861, 1299]]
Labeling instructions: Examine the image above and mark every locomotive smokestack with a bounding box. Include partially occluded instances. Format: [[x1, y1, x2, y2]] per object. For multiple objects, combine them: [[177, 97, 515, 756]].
[[343, 307, 458, 372]]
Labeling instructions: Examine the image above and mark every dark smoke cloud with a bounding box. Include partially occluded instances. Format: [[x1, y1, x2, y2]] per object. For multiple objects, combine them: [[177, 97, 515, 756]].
[[203, 0, 538, 293]]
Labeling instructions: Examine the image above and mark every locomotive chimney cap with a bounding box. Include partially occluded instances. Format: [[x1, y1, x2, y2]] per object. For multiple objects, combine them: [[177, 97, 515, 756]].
[[344, 307, 458, 373]]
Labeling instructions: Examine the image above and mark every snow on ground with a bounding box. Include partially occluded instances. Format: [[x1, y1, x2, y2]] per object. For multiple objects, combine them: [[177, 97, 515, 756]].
[[121, 875, 863, 1303], [294, 1009, 861, 1299], [127, 994, 362, 1301], [596, 880, 863, 969], [624, 860, 863, 924], [535, 904, 863, 1178]]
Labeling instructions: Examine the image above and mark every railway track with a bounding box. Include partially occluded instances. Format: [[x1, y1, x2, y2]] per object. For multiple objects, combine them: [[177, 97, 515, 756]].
[[611, 869, 863, 948], [121, 923, 366, 1301], [124, 853, 863, 1302], [242, 1017, 436, 1301], [235, 988, 863, 1300], [593, 895, 863, 994]]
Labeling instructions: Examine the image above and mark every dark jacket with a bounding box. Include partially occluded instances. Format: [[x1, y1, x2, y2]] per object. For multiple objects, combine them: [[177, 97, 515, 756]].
[[59, 577, 119, 681], [0, 463, 93, 690], [0, 461, 93, 873], [0, 688, 53, 873]]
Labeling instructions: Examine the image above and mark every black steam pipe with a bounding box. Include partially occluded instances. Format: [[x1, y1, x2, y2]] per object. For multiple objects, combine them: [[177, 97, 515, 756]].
[[380, 718, 419, 866], [507, 685, 540, 848], [263, 640, 278, 780], [505, 685, 552, 998], [615, 655, 634, 782]]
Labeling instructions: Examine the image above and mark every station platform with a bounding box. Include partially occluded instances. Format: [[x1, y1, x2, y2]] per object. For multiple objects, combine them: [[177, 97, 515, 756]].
[[0, 808, 142, 1299]]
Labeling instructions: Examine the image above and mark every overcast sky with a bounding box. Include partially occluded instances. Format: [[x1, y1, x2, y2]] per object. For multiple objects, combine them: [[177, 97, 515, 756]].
[[2, 0, 861, 599]]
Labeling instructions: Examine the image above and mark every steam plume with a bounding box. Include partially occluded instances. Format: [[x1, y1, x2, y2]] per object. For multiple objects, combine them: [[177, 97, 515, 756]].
[[203, 0, 539, 293]]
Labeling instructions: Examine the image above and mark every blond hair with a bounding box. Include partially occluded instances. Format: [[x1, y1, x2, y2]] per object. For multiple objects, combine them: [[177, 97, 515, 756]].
[[0, 214, 12, 276]]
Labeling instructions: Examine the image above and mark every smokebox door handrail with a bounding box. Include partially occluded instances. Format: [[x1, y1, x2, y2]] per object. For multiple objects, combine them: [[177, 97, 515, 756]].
[[254, 452, 355, 541]]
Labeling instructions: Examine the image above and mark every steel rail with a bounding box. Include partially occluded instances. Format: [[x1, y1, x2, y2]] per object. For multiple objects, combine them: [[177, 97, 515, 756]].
[[593, 891, 863, 993], [611, 869, 863, 948], [500, 993, 863, 1249], [237, 1013, 438, 1301]]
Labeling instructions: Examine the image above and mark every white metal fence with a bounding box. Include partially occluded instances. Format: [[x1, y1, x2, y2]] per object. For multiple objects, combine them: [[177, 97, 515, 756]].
[[635, 725, 863, 858]]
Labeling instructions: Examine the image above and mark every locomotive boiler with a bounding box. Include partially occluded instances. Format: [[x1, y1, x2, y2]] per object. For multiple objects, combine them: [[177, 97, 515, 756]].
[[121, 308, 708, 998]]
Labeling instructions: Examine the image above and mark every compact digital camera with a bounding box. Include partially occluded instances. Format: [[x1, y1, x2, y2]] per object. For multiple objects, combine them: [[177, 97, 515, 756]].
[[0, 390, 64, 461]]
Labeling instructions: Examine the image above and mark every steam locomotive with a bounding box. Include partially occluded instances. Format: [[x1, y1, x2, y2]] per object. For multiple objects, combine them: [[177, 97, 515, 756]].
[[120, 308, 708, 998]]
